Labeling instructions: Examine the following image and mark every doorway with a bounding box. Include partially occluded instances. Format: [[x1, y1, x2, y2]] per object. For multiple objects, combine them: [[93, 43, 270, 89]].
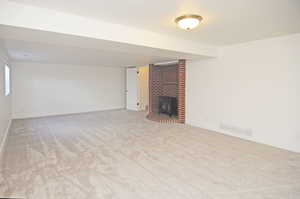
[[126, 67, 138, 110], [126, 66, 149, 111]]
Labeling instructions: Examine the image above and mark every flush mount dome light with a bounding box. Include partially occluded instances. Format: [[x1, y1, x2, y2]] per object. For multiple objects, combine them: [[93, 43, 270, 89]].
[[175, 15, 203, 30]]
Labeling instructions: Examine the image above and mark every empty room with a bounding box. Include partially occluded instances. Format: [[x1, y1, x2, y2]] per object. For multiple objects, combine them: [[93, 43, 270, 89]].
[[0, 0, 300, 198]]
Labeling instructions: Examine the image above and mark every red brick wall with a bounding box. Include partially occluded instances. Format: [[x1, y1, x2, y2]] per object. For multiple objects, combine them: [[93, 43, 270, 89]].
[[162, 65, 178, 98], [148, 61, 185, 123], [149, 64, 163, 113], [178, 60, 186, 123]]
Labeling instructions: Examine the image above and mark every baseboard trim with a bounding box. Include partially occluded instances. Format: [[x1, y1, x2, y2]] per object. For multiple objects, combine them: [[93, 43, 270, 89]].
[[12, 107, 125, 120], [0, 119, 11, 154], [186, 119, 300, 154]]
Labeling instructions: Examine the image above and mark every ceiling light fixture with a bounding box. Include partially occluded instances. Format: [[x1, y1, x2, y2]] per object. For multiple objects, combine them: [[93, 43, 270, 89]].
[[175, 15, 203, 30]]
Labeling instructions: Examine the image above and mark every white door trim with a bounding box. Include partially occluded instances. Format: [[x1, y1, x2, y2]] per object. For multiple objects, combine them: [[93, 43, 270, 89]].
[[126, 67, 139, 111]]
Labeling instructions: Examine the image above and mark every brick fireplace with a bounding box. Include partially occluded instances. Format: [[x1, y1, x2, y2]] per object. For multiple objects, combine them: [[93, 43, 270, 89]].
[[147, 60, 186, 123]]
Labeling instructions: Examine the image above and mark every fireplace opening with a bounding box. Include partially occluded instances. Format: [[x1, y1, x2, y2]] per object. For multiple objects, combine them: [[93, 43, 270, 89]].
[[159, 96, 178, 117]]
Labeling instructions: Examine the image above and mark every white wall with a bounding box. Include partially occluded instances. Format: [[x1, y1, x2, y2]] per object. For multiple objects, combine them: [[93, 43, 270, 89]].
[[138, 66, 149, 111], [0, 43, 11, 150], [12, 63, 125, 118], [187, 33, 300, 153]]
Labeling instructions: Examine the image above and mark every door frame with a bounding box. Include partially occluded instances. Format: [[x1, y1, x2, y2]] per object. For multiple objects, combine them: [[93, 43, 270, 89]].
[[126, 67, 139, 111]]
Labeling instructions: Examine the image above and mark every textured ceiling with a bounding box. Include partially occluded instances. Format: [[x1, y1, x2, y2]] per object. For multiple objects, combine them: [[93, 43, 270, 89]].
[[9, 0, 300, 46], [0, 26, 209, 66]]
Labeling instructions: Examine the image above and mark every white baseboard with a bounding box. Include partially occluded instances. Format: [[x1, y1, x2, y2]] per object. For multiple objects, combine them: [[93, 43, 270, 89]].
[[12, 107, 125, 120], [0, 119, 11, 154], [186, 119, 300, 154]]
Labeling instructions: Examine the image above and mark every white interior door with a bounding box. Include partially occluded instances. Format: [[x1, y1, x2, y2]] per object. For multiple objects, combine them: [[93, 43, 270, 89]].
[[126, 68, 138, 110]]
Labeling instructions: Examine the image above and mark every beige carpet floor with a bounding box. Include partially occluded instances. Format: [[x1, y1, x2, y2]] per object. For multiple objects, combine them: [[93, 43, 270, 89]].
[[0, 109, 299, 199]]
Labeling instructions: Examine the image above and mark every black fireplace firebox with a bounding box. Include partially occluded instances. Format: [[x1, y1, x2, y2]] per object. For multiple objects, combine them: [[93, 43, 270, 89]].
[[158, 96, 178, 117]]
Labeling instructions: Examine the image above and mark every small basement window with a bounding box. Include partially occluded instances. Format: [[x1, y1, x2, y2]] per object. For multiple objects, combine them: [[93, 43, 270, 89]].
[[4, 64, 10, 96]]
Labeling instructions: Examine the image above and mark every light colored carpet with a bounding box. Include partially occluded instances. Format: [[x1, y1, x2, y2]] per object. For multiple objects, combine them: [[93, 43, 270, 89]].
[[0, 109, 299, 199]]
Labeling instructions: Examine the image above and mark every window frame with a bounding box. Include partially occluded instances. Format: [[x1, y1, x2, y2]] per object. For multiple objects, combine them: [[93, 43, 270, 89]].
[[4, 64, 10, 96]]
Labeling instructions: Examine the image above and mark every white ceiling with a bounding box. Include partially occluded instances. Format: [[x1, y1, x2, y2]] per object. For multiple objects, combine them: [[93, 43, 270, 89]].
[[4, 39, 173, 67], [0, 25, 209, 67], [9, 0, 300, 46]]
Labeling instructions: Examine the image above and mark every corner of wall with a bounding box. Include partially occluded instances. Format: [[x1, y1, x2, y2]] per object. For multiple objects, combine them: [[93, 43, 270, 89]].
[[0, 41, 12, 155], [0, 115, 11, 155]]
